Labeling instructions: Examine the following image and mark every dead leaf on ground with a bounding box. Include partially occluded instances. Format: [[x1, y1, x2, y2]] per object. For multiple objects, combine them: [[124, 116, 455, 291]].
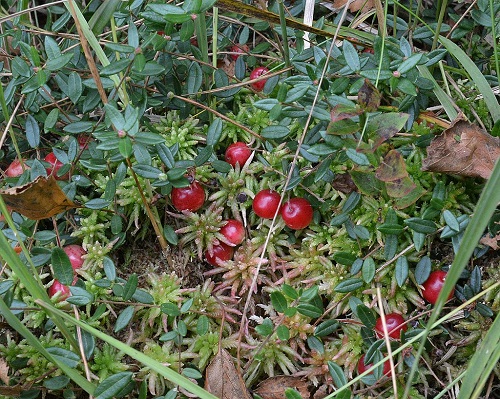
[[205, 349, 252, 399], [0, 175, 78, 220], [0, 357, 9, 385], [422, 118, 500, 179], [331, 0, 375, 12], [480, 233, 500, 250], [254, 375, 310, 399]]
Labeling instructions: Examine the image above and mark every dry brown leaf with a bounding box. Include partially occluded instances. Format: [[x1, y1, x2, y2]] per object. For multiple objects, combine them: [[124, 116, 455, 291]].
[[0, 175, 78, 220], [254, 376, 310, 399], [479, 233, 500, 250], [332, 0, 375, 13], [422, 119, 500, 179], [0, 357, 9, 385], [204, 349, 252, 399]]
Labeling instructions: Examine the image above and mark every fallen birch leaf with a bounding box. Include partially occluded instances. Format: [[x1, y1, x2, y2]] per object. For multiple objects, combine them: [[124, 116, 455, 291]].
[[204, 349, 252, 399], [0, 357, 9, 385], [254, 375, 310, 399], [0, 175, 78, 220], [331, 0, 375, 12], [479, 233, 500, 250], [422, 119, 500, 179]]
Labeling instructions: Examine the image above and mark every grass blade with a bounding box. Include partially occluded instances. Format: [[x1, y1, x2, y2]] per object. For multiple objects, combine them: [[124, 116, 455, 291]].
[[457, 312, 500, 399], [403, 157, 500, 398], [36, 301, 219, 399], [439, 35, 500, 122], [417, 65, 458, 121], [0, 296, 96, 394]]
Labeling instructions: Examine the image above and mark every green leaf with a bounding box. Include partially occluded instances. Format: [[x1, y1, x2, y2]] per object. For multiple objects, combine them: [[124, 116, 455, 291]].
[[85, 199, 111, 210], [103, 257, 116, 281], [395, 256, 409, 286], [277, 325, 290, 340], [261, 125, 290, 139], [443, 210, 460, 232], [161, 303, 181, 316], [343, 40, 360, 71], [285, 388, 303, 399], [132, 164, 162, 179], [195, 146, 213, 166], [415, 256, 432, 285], [362, 257, 376, 283], [328, 361, 348, 387], [285, 85, 310, 102], [51, 247, 74, 286], [253, 98, 280, 111], [397, 53, 423, 74], [132, 289, 154, 304], [377, 223, 404, 235], [405, 217, 437, 234], [182, 368, 202, 380], [413, 231, 426, 251], [46, 347, 80, 368], [334, 278, 364, 293], [104, 103, 125, 130], [119, 137, 133, 158], [256, 318, 274, 336], [271, 291, 288, 313], [314, 319, 339, 337], [94, 372, 134, 399], [79, 329, 96, 360], [206, 118, 223, 146], [122, 274, 138, 301], [357, 304, 376, 329], [282, 284, 299, 299], [45, 53, 73, 71], [67, 287, 94, 306], [197, 315, 209, 335], [67, 71, 82, 103], [346, 148, 370, 166], [342, 192, 361, 214], [114, 306, 135, 332], [296, 303, 322, 318], [187, 62, 203, 94], [44, 375, 70, 390], [25, 115, 40, 148]]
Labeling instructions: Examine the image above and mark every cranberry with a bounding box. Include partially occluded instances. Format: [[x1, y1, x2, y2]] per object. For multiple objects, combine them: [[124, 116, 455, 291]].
[[49, 279, 72, 301], [220, 219, 245, 245], [375, 313, 407, 339], [45, 152, 68, 180], [205, 243, 234, 266], [250, 67, 269, 92], [5, 159, 28, 177], [280, 197, 313, 230], [225, 142, 252, 167], [230, 44, 249, 60], [357, 354, 391, 377], [171, 181, 205, 212], [252, 189, 281, 219], [63, 245, 86, 270], [422, 270, 454, 305]]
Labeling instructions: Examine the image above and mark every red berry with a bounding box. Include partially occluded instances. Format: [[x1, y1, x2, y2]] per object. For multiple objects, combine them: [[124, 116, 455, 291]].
[[357, 354, 391, 377], [63, 245, 86, 270], [422, 270, 454, 305], [250, 67, 269, 92], [49, 279, 72, 301], [171, 181, 205, 212], [280, 197, 313, 230], [375, 313, 407, 339], [45, 152, 68, 180], [220, 219, 245, 245], [225, 142, 252, 167], [230, 44, 249, 60], [252, 189, 281, 219], [205, 243, 234, 266], [5, 159, 28, 177]]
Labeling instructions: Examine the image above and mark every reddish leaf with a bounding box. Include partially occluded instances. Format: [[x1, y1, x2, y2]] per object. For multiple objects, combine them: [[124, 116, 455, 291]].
[[358, 79, 381, 112], [385, 177, 417, 198], [367, 112, 409, 151], [330, 104, 362, 123], [375, 150, 408, 182], [422, 119, 500, 179]]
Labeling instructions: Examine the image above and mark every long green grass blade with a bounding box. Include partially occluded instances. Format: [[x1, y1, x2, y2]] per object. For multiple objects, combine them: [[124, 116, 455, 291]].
[[439, 35, 500, 122], [417, 65, 458, 121], [0, 197, 79, 350], [403, 157, 500, 398], [458, 312, 500, 399], [88, 0, 122, 34], [36, 301, 219, 399], [64, 1, 129, 105], [0, 296, 96, 394]]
